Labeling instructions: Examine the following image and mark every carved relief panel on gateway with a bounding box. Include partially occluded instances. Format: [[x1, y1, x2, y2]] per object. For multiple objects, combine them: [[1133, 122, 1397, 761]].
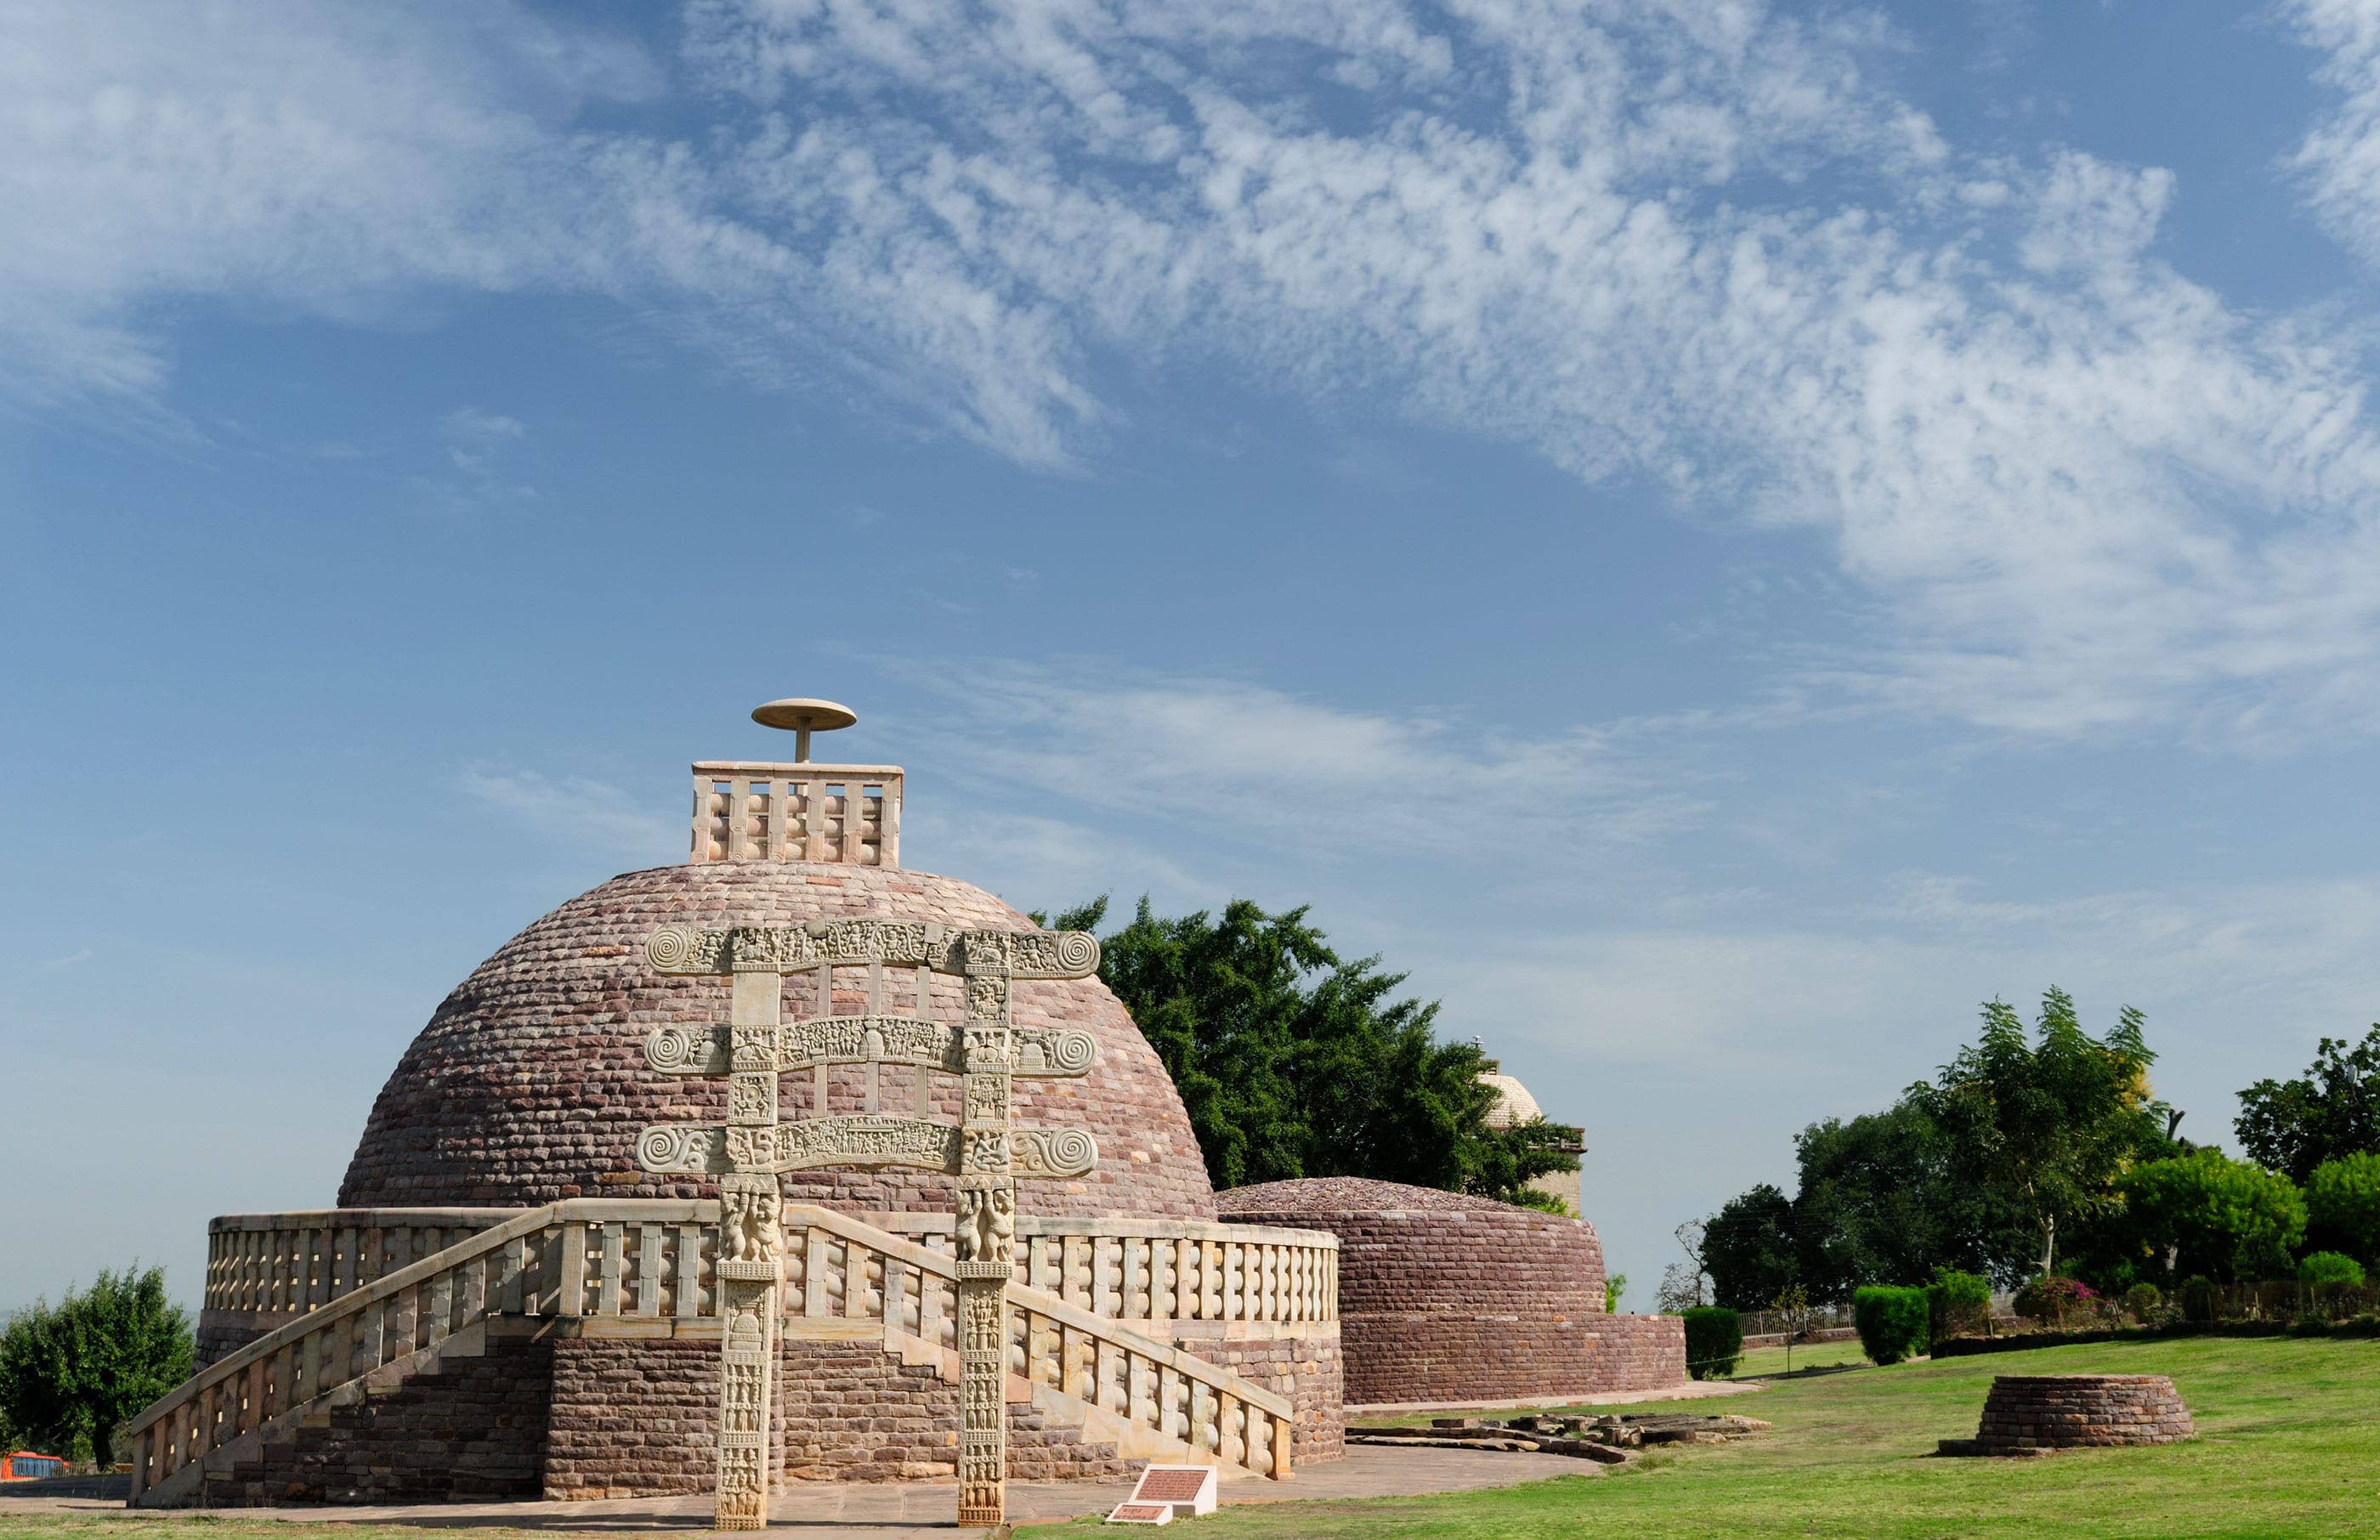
[[644, 921, 1100, 980], [643, 1018, 1096, 1078], [635, 913, 1104, 1532]]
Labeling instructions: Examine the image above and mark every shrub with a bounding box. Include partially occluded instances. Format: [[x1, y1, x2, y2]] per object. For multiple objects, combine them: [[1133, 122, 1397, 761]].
[[1680, 1306, 1742, 1380], [2179, 1275, 2217, 1324], [2305, 1152, 2380, 1260], [1852, 1286, 1930, 1365], [2013, 1275, 2099, 1328], [1925, 1266, 1991, 1341], [2122, 1282, 2162, 1321], [2299, 1251, 2366, 1287]]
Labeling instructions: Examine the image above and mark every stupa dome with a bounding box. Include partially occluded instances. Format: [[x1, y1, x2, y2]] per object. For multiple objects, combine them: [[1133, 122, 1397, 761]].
[[1478, 1071, 1544, 1129], [337, 857, 1218, 1220]]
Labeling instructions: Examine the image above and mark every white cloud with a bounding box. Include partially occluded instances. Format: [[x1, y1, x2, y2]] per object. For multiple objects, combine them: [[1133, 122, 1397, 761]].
[[450, 767, 679, 858], [425, 406, 535, 506], [2288, 0, 2380, 267], [9, 2, 2380, 740], [662, 1, 2380, 740], [895, 662, 1722, 860], [441, 408, 526, 473], [0, 1, 652, 408]]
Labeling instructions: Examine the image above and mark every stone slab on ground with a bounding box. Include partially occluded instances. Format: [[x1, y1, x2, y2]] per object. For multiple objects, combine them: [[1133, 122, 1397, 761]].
[[0, 1445, 1590, 1537], [1349, 1378, 1766, 1416]]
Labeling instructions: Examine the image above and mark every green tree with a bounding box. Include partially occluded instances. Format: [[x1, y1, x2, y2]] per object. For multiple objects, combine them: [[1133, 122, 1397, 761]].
[[1912, 989, 2168, 1280], [2236, 1028, 2380, 1184], [1701, 1184, 1799, 1310], [2120, 1149, 2307, 1282], [1794, 1102, 2017, 1294], [2304, 1152, 2380, 1263], [0, 1265, 192, 1467], [1042, 896, 1574, 1201]]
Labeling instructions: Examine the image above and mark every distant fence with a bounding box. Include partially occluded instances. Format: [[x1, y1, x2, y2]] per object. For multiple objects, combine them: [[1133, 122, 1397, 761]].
[[1731, 1303, 1857, 1339]]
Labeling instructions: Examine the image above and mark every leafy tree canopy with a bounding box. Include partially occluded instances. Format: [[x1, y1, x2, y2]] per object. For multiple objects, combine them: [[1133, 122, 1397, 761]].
[[1909, 989, 2169, 1279], [1794, 1101, 2020, 1295], [1701, 1184, 1798, 1310], [2304, 1151, 2380, 1263], [2236, 1027, 2380, 1185], [1036, 896, 1574, 1203], [0, 1265, 192, 1467], [2120, 1149, 2306, 1282]]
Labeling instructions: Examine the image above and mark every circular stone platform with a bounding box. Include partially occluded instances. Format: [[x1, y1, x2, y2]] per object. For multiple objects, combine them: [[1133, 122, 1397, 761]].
[[1217, 1176, 1686, 1405], [1945, 1374, 2194, 1456], [337, 861, 1216, 1220]]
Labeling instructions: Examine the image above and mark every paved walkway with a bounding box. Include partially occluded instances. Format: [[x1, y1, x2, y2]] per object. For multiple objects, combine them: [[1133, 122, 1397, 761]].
[[0, 1445, 1597, 1535], [1347, 1376, 1767, 1416]]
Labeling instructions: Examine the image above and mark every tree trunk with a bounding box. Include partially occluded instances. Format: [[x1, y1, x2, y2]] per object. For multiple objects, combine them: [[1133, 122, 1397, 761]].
[[2038, 1213, 2057, 1279]]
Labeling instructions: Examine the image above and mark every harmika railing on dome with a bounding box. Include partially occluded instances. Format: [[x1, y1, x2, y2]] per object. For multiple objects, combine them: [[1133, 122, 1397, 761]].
[[689, 699, 901, 867]]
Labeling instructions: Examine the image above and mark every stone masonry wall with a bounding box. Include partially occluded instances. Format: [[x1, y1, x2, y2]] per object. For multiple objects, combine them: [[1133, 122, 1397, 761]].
[[337, 862, 1215, 1223], [544, 1333, 1127, 1498], [200, 1335, 552, 1507], [1220, 1177, 1686, 1407], [1171, 1322, 1345, 1464], [1975, 1375, 2194, 1452]]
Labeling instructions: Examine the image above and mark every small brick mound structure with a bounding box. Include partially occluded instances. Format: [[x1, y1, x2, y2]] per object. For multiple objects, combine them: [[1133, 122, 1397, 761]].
[[1941, 1375, 2194, 1457], [1216, 1176, 1686, 1407]]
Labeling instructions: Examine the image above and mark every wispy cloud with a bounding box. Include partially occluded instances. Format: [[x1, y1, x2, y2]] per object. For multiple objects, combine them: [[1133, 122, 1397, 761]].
[[896, 662, 1724, 861], [2288, 0, 2380, 266], [450, 767, 678, 858], [8, 3, 2380, 744], [422, 406, 535, 506]]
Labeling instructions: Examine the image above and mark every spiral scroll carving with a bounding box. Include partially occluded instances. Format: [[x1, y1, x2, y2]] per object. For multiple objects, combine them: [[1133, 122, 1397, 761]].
[[1051, 929, 1100, 975], [1045, 1028, 1096, 1074], [644, 1025, 711, 1073], [645, 926, 700, 972], [638, 1124, 718, 1174], [1017, 1127, 1097, 1179]]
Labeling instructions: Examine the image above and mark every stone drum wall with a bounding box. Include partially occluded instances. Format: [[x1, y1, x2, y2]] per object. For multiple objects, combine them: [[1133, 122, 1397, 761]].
[[1217, 1177, 1686, 1407], [1972, 1375, 2194, 1453], [337, 861, 1217, 1222]]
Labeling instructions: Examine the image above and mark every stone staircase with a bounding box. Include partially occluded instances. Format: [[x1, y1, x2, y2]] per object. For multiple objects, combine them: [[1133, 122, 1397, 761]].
[[127, 1200, 1300, 1507]]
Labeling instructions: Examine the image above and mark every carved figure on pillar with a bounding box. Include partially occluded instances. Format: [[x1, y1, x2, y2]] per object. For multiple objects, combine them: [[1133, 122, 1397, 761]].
[[634, 918, 1102, 1532]]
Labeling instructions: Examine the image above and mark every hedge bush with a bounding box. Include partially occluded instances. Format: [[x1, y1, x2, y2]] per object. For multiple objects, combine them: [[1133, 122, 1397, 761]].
[[2300, 1251, 2366, 1288], [1852, 1286, 1930, 1365], [1925, 1266, 1991, 1341], [1680, 1306, 1742, 1380], [2013, 1274, 2099, 1328]]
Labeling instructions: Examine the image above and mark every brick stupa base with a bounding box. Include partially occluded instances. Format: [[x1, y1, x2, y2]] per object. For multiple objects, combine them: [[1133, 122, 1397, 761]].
[[1939, 1374, 2193, 1458]]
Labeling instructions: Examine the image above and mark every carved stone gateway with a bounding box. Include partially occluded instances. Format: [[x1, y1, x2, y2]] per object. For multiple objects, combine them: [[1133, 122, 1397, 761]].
[[637, 919, 1102, 1530]]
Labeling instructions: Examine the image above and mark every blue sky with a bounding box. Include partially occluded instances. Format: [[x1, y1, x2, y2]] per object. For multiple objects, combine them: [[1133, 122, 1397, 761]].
[[8, 0, 2380, 1314]]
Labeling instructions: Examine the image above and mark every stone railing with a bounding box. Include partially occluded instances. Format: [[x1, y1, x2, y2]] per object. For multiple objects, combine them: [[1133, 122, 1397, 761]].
[[138, 1202, 1299, 1507], [199, 1209, 522, 1362], [690, 761, 902, 866], [870, 1215, 1338, 1328], [790, 1207, 1295, 1480], [134, 1200, 719, 1507]]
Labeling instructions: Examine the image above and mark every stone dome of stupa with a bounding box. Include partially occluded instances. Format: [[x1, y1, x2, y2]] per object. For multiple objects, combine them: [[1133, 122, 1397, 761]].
[[337, 707, 1216, 1221]]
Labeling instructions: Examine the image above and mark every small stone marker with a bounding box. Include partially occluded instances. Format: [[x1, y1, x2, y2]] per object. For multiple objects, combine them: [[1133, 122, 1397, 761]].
[[1111, 1464, 1216, 1520], [1104, 1503, 1174, 1526]]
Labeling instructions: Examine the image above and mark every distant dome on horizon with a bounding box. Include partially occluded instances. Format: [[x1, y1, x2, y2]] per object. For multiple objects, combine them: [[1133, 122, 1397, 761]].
[[1479, 1068, 1544, 1129]]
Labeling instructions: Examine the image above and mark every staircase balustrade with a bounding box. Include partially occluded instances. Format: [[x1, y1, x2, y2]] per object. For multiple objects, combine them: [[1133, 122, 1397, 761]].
[[133, 1200, 1300, 1508]]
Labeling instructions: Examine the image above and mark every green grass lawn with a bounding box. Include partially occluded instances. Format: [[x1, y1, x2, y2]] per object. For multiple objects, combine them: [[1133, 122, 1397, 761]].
[[1205, 1336, 2380, 1538], [3, 1338, 2372, 1539], [1731, 1336, 1873, 1379]]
